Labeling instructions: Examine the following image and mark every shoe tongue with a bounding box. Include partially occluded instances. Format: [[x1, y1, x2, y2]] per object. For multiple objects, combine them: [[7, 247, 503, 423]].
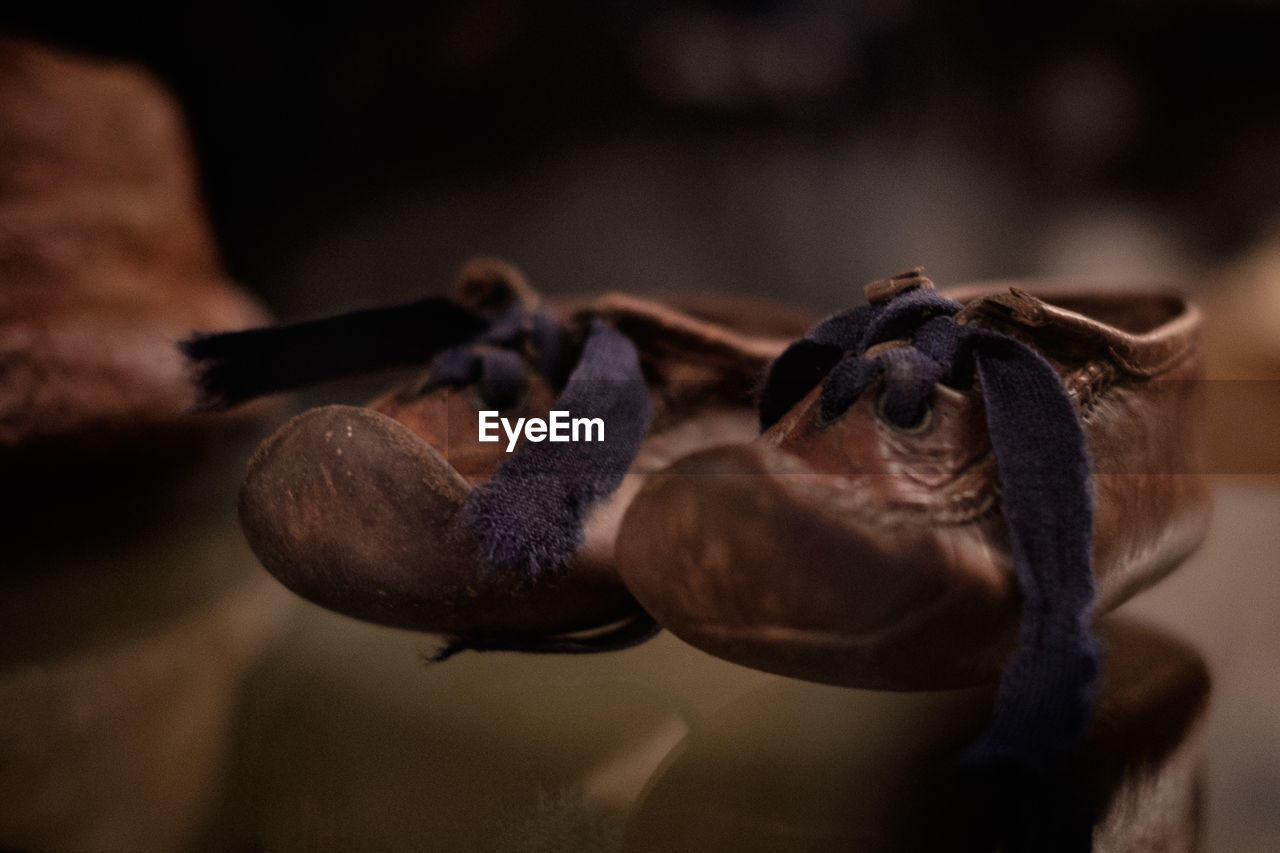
[[586, 294, 792, 386], [452, 257, 541, 314], [864, 267, 934, 304]]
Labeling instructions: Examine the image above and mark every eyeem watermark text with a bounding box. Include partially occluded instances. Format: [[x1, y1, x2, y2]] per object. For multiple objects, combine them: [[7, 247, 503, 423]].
[[478, 410, 605, 453]]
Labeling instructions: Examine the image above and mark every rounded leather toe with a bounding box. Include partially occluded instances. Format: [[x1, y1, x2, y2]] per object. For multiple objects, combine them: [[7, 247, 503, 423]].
[[615, 442, 1021, 690], [239, 405, 636, 635]]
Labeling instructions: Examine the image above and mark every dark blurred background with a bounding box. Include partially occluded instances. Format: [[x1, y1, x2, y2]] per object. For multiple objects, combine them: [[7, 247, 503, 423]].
[[4, 0, 1280, 317]]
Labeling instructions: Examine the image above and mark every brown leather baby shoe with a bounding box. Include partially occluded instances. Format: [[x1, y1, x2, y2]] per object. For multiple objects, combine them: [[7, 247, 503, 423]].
[[616, 271, 1208, 690], [0, 37, 267, 455], [220, 259, 811, 648], [615, 270, 1209, 849]]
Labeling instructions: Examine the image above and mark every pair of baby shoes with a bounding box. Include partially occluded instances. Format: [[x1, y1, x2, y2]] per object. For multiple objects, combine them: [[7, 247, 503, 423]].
[[187, 260, 1208, 851]]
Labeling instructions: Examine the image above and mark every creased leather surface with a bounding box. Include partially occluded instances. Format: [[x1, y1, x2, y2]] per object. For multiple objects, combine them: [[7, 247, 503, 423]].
[[616, 283, 1211, 689], [239, 272, 815, 634]]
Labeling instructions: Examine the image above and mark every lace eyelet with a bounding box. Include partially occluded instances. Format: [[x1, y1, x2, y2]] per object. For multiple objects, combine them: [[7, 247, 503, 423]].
[[875, 389, 933, 435]]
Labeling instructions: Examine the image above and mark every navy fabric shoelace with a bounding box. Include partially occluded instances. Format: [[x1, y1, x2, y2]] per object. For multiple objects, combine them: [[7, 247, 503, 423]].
[[182, 295, 654, 609], [401, 306, 663, 656], [421, 313, 654, 577], [182, 297, 491, 410], [760, 287, 1101, 851]]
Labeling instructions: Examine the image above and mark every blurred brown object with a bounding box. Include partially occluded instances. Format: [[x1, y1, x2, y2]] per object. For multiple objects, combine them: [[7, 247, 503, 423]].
[[0, 36, 267, 454], [1204, 239, 1280, 380], [1199, 239, 1280, 478]]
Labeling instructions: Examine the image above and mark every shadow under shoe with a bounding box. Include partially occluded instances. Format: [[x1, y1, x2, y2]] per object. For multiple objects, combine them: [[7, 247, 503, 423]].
[[619, 616, 1209, 852]]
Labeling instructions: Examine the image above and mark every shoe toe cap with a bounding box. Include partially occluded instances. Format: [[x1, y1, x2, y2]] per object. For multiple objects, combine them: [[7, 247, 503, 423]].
[[616, 442, 1020, 689], [240, 404, 635, 635]]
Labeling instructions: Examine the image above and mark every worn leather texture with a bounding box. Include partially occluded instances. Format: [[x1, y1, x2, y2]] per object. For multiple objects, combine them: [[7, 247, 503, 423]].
[[616, 282, 1211, 689], [239, 263, 814, 635]]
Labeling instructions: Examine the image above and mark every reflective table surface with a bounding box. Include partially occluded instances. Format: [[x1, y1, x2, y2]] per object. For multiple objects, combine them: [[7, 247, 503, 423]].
[[5, 438, 1274, 851]]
